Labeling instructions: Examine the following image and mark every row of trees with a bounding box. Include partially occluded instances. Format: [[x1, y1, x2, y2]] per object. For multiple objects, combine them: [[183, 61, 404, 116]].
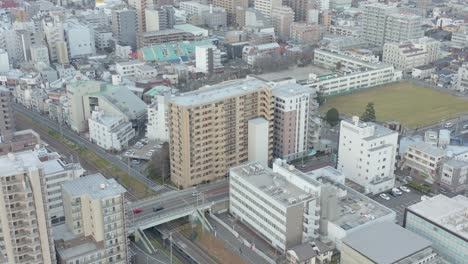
[[325, 102, 376, 127]]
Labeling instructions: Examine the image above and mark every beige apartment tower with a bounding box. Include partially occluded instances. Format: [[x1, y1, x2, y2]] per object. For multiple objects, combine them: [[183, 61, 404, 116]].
[[168, 77, 273, 188], [0, 151, 56, 264]]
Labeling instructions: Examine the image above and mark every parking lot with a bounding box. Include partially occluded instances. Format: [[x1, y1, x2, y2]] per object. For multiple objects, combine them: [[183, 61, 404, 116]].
[[123, 139, 163, 163], [372, 186, 423, 225]]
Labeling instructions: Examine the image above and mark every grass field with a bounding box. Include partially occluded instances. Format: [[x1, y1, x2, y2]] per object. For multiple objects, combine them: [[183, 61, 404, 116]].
[[320, 82, 468, 128]]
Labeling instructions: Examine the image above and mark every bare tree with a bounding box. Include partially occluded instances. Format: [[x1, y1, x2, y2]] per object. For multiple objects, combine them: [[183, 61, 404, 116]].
[[147, 142, 170, 184]]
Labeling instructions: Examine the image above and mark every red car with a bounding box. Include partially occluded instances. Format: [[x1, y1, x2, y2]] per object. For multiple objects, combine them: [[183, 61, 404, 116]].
[[133, 208, 143, 214]]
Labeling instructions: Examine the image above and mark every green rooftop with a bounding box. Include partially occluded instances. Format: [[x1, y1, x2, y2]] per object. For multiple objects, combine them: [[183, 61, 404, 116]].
[[139, 40, 213, 62], [145, 85, 171, 97]]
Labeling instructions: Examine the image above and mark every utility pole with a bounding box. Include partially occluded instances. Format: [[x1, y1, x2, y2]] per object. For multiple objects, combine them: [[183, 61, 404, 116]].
[[169, 232, 173, 264]]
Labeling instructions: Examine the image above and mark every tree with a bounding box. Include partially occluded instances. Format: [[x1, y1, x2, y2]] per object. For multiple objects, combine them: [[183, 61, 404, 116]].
[[316, 91, 325, 106], [325, 108, 340, 126], [147, 142, 170, 184], [360, 102, 376, 122]]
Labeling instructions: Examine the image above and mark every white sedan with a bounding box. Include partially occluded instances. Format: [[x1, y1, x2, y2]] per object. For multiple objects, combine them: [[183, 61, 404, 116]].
[[400, 186, 411, 193], [379, 193, 390, 200]]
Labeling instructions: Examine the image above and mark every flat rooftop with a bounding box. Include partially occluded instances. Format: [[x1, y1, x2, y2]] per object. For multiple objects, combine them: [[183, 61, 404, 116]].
[[271, 82, 316, 97], [256, 65, 333, 83], [342, 222, 432, 264], [409, 142, 446, 157], [407, 195, 468, 240], [230, 161, 317, 207], [342, 118, 397, 140], [0, 150, 42, 177], [53, 224, 103, 260], [170, 77, 269, 106], [62, 173, 126, 200]]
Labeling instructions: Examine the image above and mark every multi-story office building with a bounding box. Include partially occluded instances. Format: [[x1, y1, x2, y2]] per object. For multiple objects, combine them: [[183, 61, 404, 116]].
[[111, 9, 137, 50], [195, 45, 222, 75], [115, 60, 145, 77], [290, 22, 322, 44], [451, 29, 468, 48], [383, 37, 440, 71], [168, 77, 273, 188], [213, 0, 247, 25], [402, 142, 446, 182], [88, 110, 136, 151], [0, 87, 14, 142], [330, 0, 351, 10], [271, 81, 320, 161], [43, 18, 68, 63], [64, 20, 96, 59], [309, 49, 399, 96], [201, 7, 228, 29], [130, 0, 148, 34], [404, 195, 468, 264], [137, 29, 195, 48], [145, 7, 175, 32], [254, 0, 282, 20], [416, 0, 431, 11], [180, 1, 210, 15], [456, 63, 468, 92], [0, 151, 56, 264], [54, 174, 128, 264], [93, 26, 113, 51], [229, 160, 321, 251], [338, 116, 399, 194], [271, 6, 295, 40], [30, 44, 50, 67], [439, 159, 468, 194], [283, 0, 309, 22], [363, 4, 423, 46]]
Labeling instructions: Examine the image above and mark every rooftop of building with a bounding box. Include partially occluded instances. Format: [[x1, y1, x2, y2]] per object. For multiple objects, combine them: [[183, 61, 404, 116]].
[[90, 111, 124, 127], [173, 24, 208, 34], [256, 65, 333, 83], [315, 49, 392, 69], [409, 141, 446, 157], [145, 85, 172, 97], [135, 64, 157, 72], [53, 224, 103, 260], [0, 150, 42, 176], [62, 173, 126, 200], [170, 77, 269, 106], [342, 222, 432, 264], [139, 39, 213, 62], [319, 178, 395, 230], [116, 60, 144, 66], [230, 161, 317, 208], [407, 194, 468, 240], [42, 158, 65, 175], [443, 159, 468, 168], [342, 118, 398, 140], [287, 243, 317, 261], [270, 81, 316, 97]]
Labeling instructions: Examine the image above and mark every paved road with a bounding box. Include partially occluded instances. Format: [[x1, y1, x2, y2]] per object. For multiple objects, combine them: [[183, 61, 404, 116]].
[[128, 180, 229, 228], [372, 186, 422, 225], [13, 104, 169, 193]]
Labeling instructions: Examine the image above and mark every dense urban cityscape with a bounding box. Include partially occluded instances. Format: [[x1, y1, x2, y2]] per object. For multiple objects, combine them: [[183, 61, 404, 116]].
[[0, 0, 467, 263]]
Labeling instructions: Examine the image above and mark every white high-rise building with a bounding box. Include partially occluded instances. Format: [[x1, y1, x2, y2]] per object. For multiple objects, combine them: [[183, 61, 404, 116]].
[[0, 151, 56, 264], [64, 20, 96, 59], [43, 18, 67, 63], [230, 160, 321, 251], [457, 63, 468, 93], [0, 49, 9, 72], [195, 45, 222, 75], [147, 92, 171, 142], [337, 116, 399, 194], [254, 0, 282, 20], [317, 0, 330, 11]]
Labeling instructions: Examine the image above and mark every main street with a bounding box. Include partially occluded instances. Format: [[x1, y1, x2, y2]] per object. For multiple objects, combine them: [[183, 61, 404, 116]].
[[13, 103, 169, 193]]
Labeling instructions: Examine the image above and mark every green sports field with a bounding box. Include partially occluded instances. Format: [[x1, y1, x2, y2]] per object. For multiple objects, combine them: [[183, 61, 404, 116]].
[[320, 82, 468, 128]]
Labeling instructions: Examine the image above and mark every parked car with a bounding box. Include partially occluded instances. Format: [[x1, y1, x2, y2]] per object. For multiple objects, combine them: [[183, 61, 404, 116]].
[[439, 188, 447, 194], [131, 159, 141, 165], [400, 186, 411, 193], [192, 191, 198, 197], [133, 208, 143, 214], [463, 124, 468, 129], [380, 193, 390, 200], [391, 188, 402, 196], [155, 144, 163, 149], [145, 152, 153, 157], [153, 206, 164, 212], [444, 122, 453, 128]]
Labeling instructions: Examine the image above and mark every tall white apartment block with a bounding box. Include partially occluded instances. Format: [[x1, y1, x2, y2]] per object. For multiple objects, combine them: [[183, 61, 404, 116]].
[[254, 0, 282, 20], [317, 0, 330, 11], [88, 110, 135, 151], [229, 160, 321, 252], [0, 49, 10, 73], [54, 174, 128, 264], [363, 4, 423, 46], [195, 45, 222, 75], [457, 63, 468, 93], [147, 92, 171, 142], [42, 18, 67, 63], [30, 44, 50, 67], [383, 37, 440, 71], [248, 118, 269, 165], [271, 81, 320, 161], [179, 1, 210, 15], [338, 116, 399, 194], [38, 149, 85, 225], [0, 151, 56, 264]]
